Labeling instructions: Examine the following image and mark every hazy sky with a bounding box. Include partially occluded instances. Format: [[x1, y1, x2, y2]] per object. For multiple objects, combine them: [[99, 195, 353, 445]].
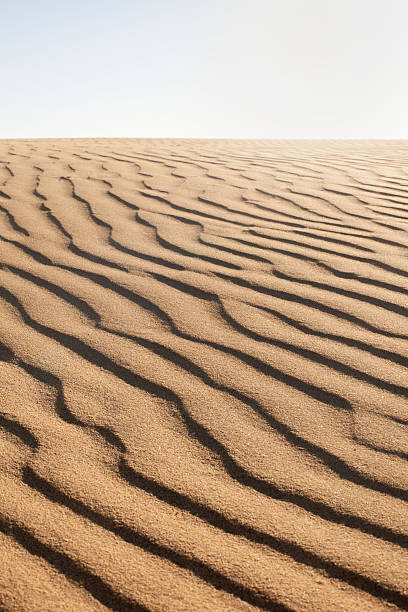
[[1, 0, 408, 138]]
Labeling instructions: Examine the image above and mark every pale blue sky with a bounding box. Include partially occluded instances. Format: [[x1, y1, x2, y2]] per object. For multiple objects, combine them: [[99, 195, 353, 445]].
[[1, 0, 408, 138]]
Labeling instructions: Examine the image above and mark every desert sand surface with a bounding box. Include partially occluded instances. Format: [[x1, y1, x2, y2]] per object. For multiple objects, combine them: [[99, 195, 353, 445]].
[[0, 138, 407, 611]]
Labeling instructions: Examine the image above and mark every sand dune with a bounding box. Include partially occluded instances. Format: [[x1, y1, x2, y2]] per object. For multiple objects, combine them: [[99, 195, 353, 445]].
[[0, 138, 407, 611]]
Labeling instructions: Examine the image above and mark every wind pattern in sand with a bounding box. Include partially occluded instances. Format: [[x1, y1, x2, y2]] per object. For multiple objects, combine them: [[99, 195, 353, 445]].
[[0, 139, 407, 611]]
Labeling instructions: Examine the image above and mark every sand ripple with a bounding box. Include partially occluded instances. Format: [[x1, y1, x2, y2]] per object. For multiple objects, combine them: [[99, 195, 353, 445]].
[[0, 139, 407, 611]]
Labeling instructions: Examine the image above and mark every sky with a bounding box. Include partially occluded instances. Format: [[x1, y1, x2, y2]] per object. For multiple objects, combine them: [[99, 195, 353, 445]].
[[1, 0, 408, 139]]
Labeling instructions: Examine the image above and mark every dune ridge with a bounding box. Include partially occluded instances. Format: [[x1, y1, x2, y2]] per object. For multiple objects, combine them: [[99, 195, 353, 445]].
[[0, 138, 407, 611]]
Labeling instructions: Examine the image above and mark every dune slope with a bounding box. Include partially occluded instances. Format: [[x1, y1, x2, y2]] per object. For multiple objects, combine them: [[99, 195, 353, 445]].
[[0, 138, 407, 611]]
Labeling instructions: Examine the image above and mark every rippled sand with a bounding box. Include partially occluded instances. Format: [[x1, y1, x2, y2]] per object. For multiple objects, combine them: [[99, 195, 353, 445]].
[[0, 138, 407, 611]]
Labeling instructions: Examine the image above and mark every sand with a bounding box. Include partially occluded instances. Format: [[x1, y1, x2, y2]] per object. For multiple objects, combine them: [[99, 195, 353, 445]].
[[0, 138, 407, 611]]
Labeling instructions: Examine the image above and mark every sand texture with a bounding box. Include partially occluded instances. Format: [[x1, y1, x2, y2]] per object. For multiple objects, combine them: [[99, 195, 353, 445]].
[[0, 138, 407, 611]]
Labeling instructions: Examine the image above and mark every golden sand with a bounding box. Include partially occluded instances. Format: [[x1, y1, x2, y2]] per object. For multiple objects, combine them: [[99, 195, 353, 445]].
[[0, 138, 407, 611]]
